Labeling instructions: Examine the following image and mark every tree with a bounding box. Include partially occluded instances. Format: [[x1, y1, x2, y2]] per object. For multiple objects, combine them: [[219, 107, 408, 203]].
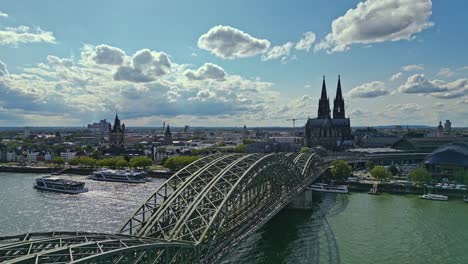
[[410, 167, 432, 187], [331, 160, 352, 180], [366, 160, 375, 170], [454, 170, 468, 185], [163, 156, 200, 171], [233, 144, 246, 153], [387, 165, 399, 176], [90, 150, 101, 160], [371, 166, 390, 182], [52, 157, 65, 166], [116, 160, 128, 169], [299, 147, 310, 153], [129, 156, 153, 169]]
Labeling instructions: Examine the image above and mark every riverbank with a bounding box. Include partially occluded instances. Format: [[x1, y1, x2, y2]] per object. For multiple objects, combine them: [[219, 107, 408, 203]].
[[346, 181, 467, 198], [0, 166, 173, 178]]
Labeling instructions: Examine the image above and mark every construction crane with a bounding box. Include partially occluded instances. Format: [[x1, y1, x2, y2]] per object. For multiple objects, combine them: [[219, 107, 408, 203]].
[[286, 118, 307, 129]]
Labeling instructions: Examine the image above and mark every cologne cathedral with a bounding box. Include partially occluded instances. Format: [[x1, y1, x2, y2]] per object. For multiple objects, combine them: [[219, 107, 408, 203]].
[[304, 76, 353, 150]]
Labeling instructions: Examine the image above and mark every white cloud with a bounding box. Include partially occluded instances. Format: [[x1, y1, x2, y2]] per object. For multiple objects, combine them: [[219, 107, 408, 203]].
[[0, 25, 56, 46], [397, 74, 468, 97], [387, 103, 422, 113], [401, 64, 424, 72], [295, 31, 316, 52], [198, 25, 270, 59], [348, 81, 389, 98], [184, 63, 226, 81], [114, 49, 171, 82], [0, 60, 9, 77], [261, 42, 294, 61], [315, 0, 433, 53], [436, 67, 454, 78], [90, 45, 126, 65], [390, 72, 403, 81], [0, 11, 8, 18], [0, 44, 281, 125]]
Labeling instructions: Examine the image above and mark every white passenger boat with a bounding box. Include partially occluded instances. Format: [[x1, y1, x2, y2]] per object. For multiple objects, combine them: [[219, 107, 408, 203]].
[[90, 169, 147, 183], [420, 193, 448, 201], [463, 196, 468, 203], [34, 176, 88, 194], [308, 183, 348, 194]]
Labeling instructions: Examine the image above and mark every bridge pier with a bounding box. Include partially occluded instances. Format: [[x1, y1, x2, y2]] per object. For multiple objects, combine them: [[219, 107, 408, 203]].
[[288, 189, 314, 210]]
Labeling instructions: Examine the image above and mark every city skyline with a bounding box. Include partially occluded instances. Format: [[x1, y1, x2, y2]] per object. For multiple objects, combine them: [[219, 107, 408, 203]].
[[1, 0, 467, 127]]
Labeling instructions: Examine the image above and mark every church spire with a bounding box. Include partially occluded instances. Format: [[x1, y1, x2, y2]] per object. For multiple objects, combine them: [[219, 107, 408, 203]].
[[333, 75, 345, 119], [320, 75, 328, 100], [317, 76, 331, 119]]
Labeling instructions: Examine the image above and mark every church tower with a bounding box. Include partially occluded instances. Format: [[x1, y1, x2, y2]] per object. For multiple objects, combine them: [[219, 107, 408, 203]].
[[317, 76, 331, 119], [109, 113, 125, 149], [333, 75, 345, 119]]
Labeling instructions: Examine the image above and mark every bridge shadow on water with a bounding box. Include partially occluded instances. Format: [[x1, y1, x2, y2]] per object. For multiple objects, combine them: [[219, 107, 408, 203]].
[[220, 193, 349, 264]]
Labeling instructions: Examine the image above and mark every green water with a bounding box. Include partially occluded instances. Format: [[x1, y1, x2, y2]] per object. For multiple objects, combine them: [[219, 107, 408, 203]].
[[223, 193, 468, 264], [1, 173, 468, 263]]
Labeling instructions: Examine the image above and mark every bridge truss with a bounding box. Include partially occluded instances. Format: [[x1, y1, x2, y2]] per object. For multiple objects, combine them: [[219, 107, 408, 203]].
[[0, 152, 327, 263]]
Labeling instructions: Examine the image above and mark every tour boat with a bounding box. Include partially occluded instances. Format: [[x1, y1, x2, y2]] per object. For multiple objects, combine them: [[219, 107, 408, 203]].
[[34, 176, 88, 194], [463, 196, 468, 203], [420, 193, 448, 201], [89, 169, 147, 183], [308, 183, 349, 194], [368, 183, 381, 195]]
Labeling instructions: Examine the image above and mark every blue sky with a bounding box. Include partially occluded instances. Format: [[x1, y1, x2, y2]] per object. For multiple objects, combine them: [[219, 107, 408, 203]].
[[0, 0, 467, 127]]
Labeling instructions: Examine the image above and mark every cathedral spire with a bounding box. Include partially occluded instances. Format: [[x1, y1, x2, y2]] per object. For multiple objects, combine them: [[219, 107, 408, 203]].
[[333, 75, 345, 119], [318, 76, 331, 119], [320, 75, 328, 100]]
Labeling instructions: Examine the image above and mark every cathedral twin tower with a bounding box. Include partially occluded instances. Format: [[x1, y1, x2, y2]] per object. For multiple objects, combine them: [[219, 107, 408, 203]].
[[304, 75, 352, 151], [318, 75, 345, 120]]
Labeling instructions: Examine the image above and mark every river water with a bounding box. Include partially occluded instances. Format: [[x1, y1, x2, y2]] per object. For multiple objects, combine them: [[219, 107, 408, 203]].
[[1, 173, 468, 264]]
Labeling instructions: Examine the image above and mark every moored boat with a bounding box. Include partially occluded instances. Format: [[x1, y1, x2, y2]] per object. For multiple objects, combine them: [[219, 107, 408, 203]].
[[89, 169, 147, 183], [463, 196, 468, 203], [308, 183, 348, 194], [420, 193, 448, 201], [34, 176, 88, 194]]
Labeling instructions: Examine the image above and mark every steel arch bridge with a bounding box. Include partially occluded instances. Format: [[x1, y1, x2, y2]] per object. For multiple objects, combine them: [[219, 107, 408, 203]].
[[0, 152, 328, 264]]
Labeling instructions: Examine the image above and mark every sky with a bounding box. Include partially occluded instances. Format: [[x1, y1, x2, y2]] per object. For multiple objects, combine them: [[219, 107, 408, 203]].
[[0, 0, 467, 127]]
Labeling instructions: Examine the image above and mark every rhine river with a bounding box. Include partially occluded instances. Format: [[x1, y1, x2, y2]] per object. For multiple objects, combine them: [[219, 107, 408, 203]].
[[1, 172, 468, 264]]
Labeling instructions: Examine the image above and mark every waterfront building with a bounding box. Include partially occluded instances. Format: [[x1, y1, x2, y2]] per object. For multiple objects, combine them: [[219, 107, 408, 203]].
[[304, 76, 353, 150], [109, 114, 125, 149], [424, 142, 468, 178], [60, 151, 76, 161]]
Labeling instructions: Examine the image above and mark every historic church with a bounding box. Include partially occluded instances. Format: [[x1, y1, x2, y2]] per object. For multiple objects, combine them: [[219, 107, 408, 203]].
[[304, 76, 353, 150]]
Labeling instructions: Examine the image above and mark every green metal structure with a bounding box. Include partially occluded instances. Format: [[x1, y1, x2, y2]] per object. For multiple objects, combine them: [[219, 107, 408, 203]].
[[0, 152, 328, 263]]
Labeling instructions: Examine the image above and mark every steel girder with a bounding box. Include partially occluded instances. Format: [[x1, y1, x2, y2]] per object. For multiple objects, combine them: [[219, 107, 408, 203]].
[[120, 154, 222, 236], [0, 232, 197, 264]]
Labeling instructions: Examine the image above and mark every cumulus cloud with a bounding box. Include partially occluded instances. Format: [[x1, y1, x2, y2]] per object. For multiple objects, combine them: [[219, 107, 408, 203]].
[[0, 11, 7, 18], [92, 45, 126, 65], [184, 63, 226, 81], [261, 42, 294, 61], [437, 67, 454, 78], [0, 25, 56, 46], [348, 81, 389, 98], [401, 64, 424, 72], [398, 74, 447, 94], [114, 49, 171, 82], [198, 25, 270, 59], [0, 43, 280, 125], [315, 0, 433, 53], [390, 72, 403, 81], [47, 55, 73, 67], [295, 31, 316, 52], [431, 79, 468, 99]]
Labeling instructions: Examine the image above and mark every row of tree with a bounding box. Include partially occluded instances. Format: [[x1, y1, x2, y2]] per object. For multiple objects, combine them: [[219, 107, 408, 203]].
[[331, 159, 434, 187], [53, 156, 153, 169]]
